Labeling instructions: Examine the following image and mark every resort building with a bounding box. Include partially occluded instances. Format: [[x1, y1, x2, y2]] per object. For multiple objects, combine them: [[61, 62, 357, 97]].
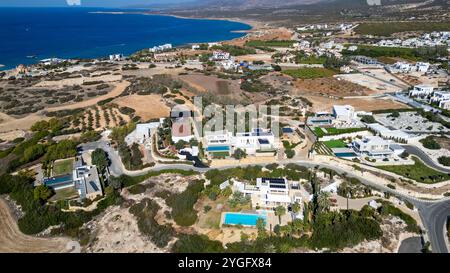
[[149, 43, 172, 53]]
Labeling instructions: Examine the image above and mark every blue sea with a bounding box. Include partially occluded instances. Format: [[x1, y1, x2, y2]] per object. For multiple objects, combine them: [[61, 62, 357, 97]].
[[0, 7, 251, 70]]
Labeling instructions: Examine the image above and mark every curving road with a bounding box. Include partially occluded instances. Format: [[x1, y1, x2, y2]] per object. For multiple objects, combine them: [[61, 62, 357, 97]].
[[402, 145, 450, 173], [80, 141, 450, 253]]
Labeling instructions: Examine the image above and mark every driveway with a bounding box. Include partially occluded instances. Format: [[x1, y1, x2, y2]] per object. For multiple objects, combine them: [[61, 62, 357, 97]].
[[402, 145, 450, 173]]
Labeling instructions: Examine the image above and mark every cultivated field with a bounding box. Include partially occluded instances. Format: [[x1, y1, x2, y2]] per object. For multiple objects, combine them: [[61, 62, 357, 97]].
[[292, 77, 375, 97], [178, 73, 268, 104]]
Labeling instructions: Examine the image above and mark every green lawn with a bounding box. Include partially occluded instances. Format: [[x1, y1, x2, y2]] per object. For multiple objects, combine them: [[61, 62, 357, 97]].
[[313, 127, 367, 138], [323, 140, 347, 149], [52, 158, 75, 176], [283, 68, 337, 79], [48, 187, 78, 202], [378, 157, 450, 184], [211, 152, 230, 159]]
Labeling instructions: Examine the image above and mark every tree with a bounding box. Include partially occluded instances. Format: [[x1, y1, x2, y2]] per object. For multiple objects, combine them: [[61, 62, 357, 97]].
[[264, 244, 276, 253], [233, 148, 247, 160], [33, 185, 53, 203], [275, 206, 286, 224], [256, 218, 266, 237], [175, 140, 188, 150], [285, 149, 295, 159], [109, 176, 123, 190], [292, 202, 301, 214], [221, 186, 233, 197], [317, 191, 332, 212], [91, 148, 108, 172]]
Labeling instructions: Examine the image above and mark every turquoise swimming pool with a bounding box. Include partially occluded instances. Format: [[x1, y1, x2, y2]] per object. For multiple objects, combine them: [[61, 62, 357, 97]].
[[224, 212, 266, 226], [206, 146, 230, 152], [43, 174, 73, 187], [334, 152, 357, 158]]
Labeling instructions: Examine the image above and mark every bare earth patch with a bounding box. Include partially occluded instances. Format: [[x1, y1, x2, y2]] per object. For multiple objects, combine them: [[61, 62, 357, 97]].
[[0, 198, 71, 253], [113, 94, 170, 121], [303, 95, 411, 113]]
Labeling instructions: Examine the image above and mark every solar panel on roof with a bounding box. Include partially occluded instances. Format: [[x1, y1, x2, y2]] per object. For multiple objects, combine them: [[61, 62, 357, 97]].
[[270, 184, 286, 189], [89, 181, 100, 192]]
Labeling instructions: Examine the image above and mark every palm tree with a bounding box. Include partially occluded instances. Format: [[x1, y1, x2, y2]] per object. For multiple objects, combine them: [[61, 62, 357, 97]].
[[264, 244, 276, 253], [317, 191, 332, 212], [292, 202, 301, 214], [274, 206, 286, 224], [291, 202, 301, 221]]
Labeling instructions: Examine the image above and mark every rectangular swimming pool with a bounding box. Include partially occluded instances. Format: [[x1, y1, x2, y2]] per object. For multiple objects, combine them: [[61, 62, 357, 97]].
[[334, 152, 357, 158], [43, 174, 73, 188], [206, 146, 230, 152], [224, 212, 266, 227]]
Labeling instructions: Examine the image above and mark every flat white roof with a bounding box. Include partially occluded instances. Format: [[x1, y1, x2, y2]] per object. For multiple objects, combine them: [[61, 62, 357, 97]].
[[264, 194, 291, 203], [333, 105, 353, 116]]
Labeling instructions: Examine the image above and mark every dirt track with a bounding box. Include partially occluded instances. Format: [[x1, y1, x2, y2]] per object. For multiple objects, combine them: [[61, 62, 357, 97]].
[[0, 198, 71, 253]]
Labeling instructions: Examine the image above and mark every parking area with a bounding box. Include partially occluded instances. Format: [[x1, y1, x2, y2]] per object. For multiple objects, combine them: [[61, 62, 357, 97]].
[[374, 112, 449, 133]]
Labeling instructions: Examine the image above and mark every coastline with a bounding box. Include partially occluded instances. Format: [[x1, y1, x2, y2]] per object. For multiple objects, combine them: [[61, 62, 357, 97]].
[[0, 10, 254, 70]]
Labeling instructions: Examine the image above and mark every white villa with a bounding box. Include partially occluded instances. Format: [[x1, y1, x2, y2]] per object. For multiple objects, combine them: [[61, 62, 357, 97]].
[[125, 121, 162, 145], [409, 85, 434, 97], [352, 136, 403, 158], [439, 100, 450, 110], [430, 91, 450, 104], [233, 178, 303, 209], [203, 128, 276, 157], [210, 51, 231, 61]]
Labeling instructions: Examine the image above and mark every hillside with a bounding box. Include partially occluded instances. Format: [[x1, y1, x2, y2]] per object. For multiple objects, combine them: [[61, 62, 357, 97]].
[[161, 0, 449, 26]]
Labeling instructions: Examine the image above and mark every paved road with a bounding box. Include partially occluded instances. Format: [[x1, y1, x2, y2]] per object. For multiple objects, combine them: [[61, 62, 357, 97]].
[[402, 145, 450, 173], [415, 200, 450, 253], [80, 142, 450, 253]]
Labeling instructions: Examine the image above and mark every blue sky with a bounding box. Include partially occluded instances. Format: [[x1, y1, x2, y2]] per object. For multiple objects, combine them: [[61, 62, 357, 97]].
[[0, 0, 193, 7]]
